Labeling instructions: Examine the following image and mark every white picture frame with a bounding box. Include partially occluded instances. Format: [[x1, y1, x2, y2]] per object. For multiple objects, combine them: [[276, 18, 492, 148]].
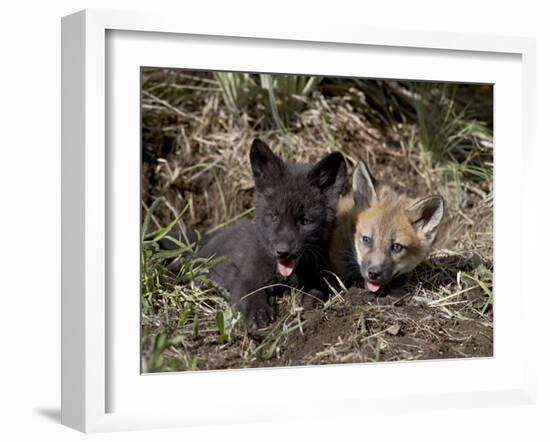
[[61, 9, 537, 433]]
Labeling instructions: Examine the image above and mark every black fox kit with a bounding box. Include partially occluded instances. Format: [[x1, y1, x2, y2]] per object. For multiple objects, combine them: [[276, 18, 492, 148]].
[[176, 139, 346, 327], [330, 161, 444, 293]]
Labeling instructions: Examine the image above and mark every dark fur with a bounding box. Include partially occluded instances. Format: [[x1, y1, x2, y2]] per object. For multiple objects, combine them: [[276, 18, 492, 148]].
[[176, 139, 346, 327]]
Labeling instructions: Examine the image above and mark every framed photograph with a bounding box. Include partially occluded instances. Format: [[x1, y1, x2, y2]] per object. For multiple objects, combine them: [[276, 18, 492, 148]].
[[61, 9, 537, 432]]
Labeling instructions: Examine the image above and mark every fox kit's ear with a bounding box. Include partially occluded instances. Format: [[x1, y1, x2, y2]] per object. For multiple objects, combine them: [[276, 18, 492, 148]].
[[308, 152, 347, 201], [353, 161, 378, 209], [406, 195, 445, 245], [250, 139, 285, 190]]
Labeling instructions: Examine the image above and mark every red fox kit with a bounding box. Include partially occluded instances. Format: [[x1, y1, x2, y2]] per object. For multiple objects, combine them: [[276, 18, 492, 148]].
[[330, 161, 445, 293]]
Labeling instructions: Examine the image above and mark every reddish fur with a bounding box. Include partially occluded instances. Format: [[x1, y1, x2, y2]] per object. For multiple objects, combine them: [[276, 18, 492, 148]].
[[330, 184, 441, 286]]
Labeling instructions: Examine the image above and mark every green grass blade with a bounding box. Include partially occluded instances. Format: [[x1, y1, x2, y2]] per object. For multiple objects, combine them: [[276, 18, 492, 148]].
[[152, 203, 189, 242], [142, 197, 165, 243]]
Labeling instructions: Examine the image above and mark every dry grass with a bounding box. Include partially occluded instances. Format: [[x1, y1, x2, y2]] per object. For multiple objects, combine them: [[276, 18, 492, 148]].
[[140, 68, 493, 372]]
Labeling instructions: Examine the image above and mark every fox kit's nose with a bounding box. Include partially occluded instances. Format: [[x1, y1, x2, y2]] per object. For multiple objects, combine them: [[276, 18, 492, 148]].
[[275, 245, 292, 259], [367, 269, 382, 280]]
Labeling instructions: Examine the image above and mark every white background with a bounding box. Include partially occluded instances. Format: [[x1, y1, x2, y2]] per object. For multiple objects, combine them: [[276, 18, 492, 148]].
[[0, 0, 548, 441]]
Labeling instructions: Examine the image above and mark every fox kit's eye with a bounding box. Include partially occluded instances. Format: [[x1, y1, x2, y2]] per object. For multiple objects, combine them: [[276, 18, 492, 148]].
[[362, 235, 372, 245], [391, 243, 405, 254], [268, 212, 278, 222], [300, 216, 313, 226]]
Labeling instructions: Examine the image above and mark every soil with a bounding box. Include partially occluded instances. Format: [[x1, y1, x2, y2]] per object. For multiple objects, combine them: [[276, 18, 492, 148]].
[[182, 283, 493, 371]]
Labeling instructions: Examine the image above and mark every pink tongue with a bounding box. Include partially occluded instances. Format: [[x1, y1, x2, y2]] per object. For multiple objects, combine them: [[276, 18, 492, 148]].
[[366, 280, 384, 293], [277, 259, 296, 277]]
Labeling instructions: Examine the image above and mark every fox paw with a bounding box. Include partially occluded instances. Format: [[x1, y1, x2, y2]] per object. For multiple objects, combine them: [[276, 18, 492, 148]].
[[301, 289, 326, 309], [246, 301, 275, 329]]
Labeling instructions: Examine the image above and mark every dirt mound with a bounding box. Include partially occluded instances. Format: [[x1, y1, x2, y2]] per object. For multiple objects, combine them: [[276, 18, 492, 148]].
[[282, 287, 492, 365], [168, 280, 492, 371]]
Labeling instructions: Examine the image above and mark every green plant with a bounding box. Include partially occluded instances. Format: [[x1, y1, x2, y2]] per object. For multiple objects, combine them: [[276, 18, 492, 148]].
[[409, 82, 493, 182], [140, 197, 244, 372], [259, 74, 321, 130], [214, 72, 321, 130], [143, 332, 184, 373], [213, 72, 255, 110]]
